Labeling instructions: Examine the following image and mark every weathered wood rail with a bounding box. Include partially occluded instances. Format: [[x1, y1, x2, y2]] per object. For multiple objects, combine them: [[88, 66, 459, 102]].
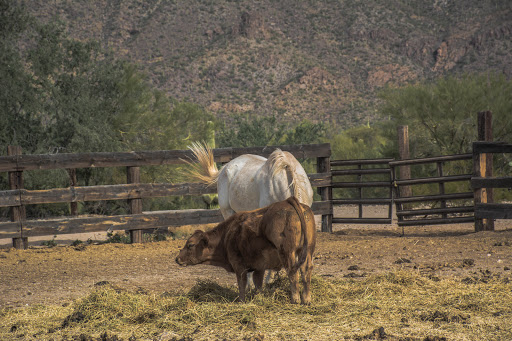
[[1, 143, 332, 248]]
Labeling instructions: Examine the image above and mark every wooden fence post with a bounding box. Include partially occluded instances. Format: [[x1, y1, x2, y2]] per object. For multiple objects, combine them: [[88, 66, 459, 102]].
[[8, 146, 27, 249], [317, 156, 332, 233], [475, 111, 494, 231], [127, 166, 144, 243]]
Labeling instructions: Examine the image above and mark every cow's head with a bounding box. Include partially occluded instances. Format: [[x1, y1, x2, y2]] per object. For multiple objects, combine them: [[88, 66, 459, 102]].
[[175, 230, 209, 266]]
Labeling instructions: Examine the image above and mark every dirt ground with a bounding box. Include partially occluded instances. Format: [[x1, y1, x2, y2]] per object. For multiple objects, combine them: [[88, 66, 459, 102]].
[[1, 206, 511, 308]]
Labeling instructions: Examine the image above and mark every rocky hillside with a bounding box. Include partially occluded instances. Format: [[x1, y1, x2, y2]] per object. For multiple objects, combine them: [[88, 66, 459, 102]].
[[24, 0, 512, 128]]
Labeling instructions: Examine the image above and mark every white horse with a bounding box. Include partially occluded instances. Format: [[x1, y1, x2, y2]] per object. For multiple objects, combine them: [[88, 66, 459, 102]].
[[187, 142, 314, 219]]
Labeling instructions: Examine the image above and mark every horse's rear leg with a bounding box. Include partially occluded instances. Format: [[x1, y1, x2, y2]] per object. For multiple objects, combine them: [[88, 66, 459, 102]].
[[248, 269, 268, 290], [220, 206, 236, 219], [217, 179, 235, 219]]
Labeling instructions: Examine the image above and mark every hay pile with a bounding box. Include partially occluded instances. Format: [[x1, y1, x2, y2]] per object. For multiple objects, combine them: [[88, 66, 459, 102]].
[[1, 271, 511, 340]]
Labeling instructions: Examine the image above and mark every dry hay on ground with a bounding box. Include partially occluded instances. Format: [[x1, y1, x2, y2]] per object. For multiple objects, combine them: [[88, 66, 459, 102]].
[[0, 215, 511, 340], [1, 271, 511, 340]]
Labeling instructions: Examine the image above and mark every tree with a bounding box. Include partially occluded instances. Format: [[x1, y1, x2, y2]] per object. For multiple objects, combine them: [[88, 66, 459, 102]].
[[378, 73, 512, 158], [32, 23, 127, 154], [1, 1, 215, 156], [0, 0, 42, 151], [217, 115, 287, 148], [217, 115, 325, 148], [115, 64, 215, 153], [0, 1, 217, 215], [330, 124, 388, 160], [284, 120, 326, 146], [0, 1, 127, 155], [378, 73, 512, 199]]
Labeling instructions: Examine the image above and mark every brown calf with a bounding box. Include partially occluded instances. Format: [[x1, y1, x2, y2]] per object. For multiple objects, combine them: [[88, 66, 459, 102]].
[[175, 196, 316, 304]]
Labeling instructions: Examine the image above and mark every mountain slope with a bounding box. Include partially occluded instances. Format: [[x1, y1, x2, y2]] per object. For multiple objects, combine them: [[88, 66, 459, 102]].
[[24, 0, 512, 127]]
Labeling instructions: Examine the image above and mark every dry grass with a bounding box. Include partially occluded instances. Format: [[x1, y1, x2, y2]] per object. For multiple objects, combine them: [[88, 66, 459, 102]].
[[1, 271, 511, 340]]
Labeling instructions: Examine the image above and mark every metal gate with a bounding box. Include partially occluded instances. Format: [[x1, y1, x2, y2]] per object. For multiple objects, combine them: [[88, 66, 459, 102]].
[[389, 154, 475, 226], [330, 158, 394, 224]]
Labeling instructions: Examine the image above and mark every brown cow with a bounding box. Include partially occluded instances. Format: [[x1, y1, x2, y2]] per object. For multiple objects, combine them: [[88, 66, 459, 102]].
[[175, 196, 316, 304]]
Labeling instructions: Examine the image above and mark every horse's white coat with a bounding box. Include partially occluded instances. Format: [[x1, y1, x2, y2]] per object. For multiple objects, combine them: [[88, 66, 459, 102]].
[[188, 143, 314, 219]]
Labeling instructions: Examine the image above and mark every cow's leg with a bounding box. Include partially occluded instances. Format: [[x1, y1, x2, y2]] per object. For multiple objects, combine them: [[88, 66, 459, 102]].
[[287, 268, 300, 304], [235, 270, 248, 302], [252, 270, 265, 291], [283, 251, 300, 304], [300, 254, 314, 305], [263, 270, 276, 284]]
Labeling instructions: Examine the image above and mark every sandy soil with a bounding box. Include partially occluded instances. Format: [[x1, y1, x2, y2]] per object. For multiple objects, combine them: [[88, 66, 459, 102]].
[[1, 206, 511, 308]]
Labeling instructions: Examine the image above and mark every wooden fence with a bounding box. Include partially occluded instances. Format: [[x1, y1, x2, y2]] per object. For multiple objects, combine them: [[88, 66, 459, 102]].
[[1, 143, 332, 248], [472, 141, 512, 230], [2, 139, 511, 249]]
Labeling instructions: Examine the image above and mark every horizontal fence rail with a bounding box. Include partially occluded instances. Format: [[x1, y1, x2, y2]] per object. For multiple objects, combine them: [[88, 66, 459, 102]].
[[0, 144, 331, 172], [1, 143, 333, 246], [474, 204, 512, 219], [388, 153, 474, 166], [472, 141, 512, 154], [393, 192, 474, 204], [394, 174, 472, 186], [0, 175, 332, 207], [332, 198, 393, 205], [0, 201, 332, 240]]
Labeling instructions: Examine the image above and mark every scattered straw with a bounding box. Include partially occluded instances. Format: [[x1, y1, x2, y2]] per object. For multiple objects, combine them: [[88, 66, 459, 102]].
[[1, 271, 511, 340]]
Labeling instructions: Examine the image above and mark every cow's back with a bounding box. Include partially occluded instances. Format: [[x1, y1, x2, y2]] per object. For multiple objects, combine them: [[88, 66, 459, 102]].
[[223, 199, 316, 273], [260, 200, 315, 251]]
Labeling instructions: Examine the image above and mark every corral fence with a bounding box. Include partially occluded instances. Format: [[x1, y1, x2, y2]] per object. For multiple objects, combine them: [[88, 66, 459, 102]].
[[330, 158, 394, 225], [472, 141, 512, 228], [2, 115, 511, 249], [328, 154, 476, 229], [389, 154, 475, 227], [1, 143, 332, 249], [330, 111, 512, 232]]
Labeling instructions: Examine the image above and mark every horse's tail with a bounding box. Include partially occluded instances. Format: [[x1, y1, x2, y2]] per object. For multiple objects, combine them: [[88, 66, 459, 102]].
[[287, 196, 309, 273], [268, 149, 311, 206], [186, 142, 219, 186]]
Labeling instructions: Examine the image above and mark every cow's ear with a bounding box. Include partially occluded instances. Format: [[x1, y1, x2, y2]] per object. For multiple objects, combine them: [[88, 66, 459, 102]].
[[199, 232, 208, 247], [193, 230, 208, 247]]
